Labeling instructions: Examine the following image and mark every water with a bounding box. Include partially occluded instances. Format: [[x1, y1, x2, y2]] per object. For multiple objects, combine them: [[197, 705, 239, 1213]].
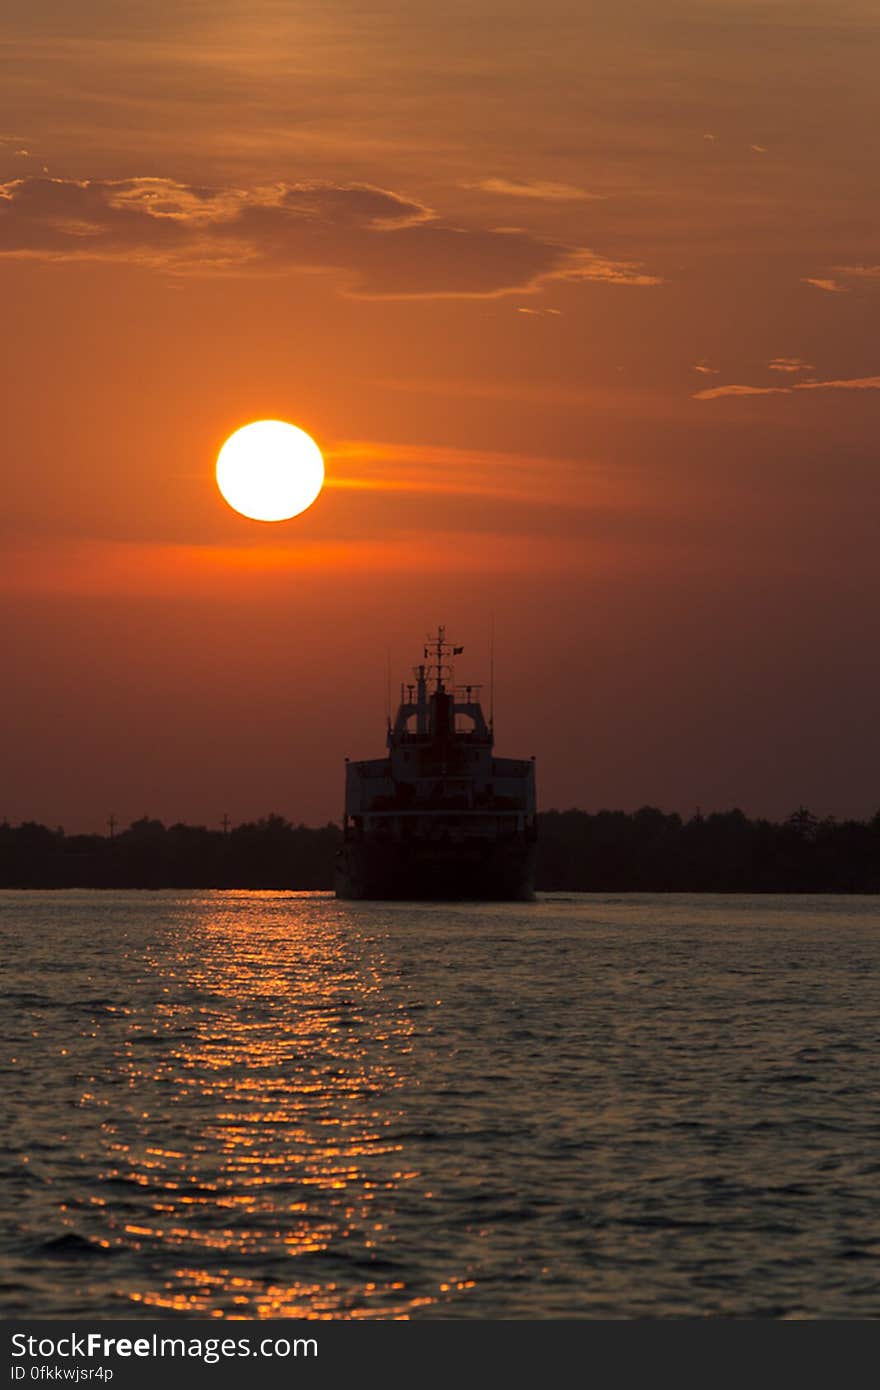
[[1, 890, 879, 1319]]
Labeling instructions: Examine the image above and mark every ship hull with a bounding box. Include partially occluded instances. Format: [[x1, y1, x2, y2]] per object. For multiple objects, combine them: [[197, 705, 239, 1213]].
[[334, 838, 536, 902]]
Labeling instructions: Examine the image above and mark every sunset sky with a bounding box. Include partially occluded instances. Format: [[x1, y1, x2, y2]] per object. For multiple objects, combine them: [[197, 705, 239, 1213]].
[[3, 0, 879, 831]]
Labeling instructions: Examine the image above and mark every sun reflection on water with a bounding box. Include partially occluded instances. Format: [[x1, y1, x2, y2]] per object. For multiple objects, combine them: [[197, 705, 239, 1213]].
[[77, 894, 432, 1317]]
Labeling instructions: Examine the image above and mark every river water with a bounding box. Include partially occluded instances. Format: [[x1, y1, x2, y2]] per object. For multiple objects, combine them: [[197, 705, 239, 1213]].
[[1, 890, 878, 1318]]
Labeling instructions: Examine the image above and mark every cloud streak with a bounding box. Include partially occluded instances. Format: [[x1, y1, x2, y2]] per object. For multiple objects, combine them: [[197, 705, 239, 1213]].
[[833, 264, 880, 281], [693, 384, 789, 400], [768, 356, 813, 373], [801, 277, 848, 293], [327, 438, 592, 490], [468, 178, 602, 201], [0, 174, 660, 298], [694, 375, 880, 401], [801, 265, 880, 295]]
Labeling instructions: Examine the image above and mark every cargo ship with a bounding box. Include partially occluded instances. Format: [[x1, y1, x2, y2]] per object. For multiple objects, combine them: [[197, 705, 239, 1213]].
[[334, 627, 537, 900]]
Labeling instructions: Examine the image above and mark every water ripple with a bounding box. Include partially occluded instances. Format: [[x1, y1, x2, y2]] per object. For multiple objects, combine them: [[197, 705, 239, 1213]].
[[1, 889, 879, 1317]]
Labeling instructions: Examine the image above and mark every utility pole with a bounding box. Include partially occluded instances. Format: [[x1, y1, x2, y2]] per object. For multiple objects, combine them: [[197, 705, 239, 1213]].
[[107, 814, 116, 840], [221, 813, 230, 835]]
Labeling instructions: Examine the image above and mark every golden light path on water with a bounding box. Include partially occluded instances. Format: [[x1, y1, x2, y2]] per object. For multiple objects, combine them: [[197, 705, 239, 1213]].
[[66, 894, 459, 1318]]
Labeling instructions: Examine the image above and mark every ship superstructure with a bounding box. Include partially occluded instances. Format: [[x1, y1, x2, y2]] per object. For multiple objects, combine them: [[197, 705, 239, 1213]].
[[334, 627, 536, 900]]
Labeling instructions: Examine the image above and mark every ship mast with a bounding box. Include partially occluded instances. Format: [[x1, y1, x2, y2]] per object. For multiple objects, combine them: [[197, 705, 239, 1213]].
[[423, 624, 460, 694]]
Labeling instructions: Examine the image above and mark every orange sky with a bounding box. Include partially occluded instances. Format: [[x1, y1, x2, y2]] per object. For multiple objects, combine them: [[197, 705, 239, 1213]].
[[2, 1, 879, 830]]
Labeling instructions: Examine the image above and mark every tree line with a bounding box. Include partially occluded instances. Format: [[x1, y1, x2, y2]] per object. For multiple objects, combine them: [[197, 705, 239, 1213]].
[[1, 806, 879, 891]]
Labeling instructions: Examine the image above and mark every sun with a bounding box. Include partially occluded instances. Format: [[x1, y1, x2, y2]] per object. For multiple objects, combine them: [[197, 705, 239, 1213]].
[[216, 420, 325, 522]]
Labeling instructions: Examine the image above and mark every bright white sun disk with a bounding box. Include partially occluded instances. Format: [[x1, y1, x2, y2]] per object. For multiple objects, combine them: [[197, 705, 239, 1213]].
[[216, 420, 324, 522]]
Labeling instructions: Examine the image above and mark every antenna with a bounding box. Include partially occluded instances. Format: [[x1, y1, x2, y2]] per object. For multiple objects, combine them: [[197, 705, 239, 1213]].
[[423, 624, 457, 693], [385, 647, 392, 728], [489, 613, 495, 730]]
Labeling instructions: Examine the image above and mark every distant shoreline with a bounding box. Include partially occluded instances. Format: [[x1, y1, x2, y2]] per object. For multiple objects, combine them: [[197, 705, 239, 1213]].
[[2, 807, 879, 893]]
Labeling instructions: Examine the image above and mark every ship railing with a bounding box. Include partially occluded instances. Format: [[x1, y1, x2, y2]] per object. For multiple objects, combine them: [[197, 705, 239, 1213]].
[[389, 731, 492, 747], [362, 798, 527, 812]]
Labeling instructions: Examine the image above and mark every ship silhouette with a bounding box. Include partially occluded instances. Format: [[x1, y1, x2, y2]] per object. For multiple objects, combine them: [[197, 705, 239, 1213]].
[[335, 627, 537, 900]]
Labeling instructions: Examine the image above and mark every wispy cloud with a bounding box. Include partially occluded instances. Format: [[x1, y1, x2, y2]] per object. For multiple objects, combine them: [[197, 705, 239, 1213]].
[[694, 374, 880, 401], [693, 361, 719, 376], [797, 375, 880, 392], [800, 264, 880, 295], [693, 383, 789, 400], [468, 178, 602, 202], [0, 534, 595, 597], [801, 277, 848, 293], [0, 174, 659, 297], [325, 439, 599, 507], [833, 264, 880, 281], [553, 247, 662, 287], [768, 356, 813, 373]]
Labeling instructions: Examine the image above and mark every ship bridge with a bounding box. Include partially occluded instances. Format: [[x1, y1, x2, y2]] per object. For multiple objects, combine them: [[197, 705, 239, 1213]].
[[343, 626, 536, 835]]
